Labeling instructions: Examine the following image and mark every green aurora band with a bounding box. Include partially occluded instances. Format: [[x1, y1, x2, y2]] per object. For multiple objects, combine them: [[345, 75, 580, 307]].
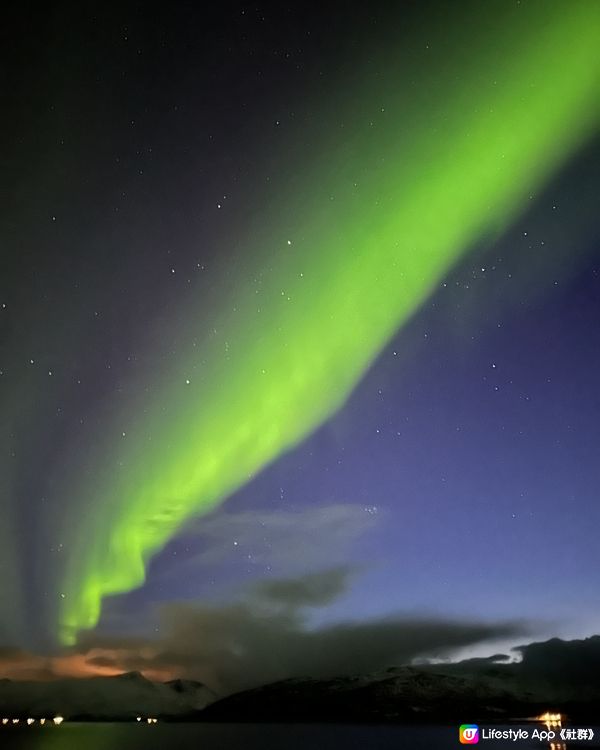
[[58, 2, 600, 644]]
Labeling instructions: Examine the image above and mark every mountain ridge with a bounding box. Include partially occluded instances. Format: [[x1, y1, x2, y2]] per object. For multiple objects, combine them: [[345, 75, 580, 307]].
[[201, 664, 600, 723], [0, 672, 216, 720]]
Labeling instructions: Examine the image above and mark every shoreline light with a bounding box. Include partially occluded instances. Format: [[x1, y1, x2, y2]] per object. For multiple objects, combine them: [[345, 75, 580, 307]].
[[538, 712, 562, 729]]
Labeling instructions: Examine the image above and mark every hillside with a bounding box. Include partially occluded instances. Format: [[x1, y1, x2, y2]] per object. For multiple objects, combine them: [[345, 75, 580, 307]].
[[0, 672, 215, 720], [201, 665, 600, 723]]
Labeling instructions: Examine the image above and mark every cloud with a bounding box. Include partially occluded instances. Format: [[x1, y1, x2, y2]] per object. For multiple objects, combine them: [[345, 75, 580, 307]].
[[84, 655, 122, 669], [0, 648, 55, 681], [0, 568, 527, 694], [0, 646, 30, 661], [254, 567, 352, 608], [168, 503, 379, 573], [72, 607, 522, 696], [95, 503, 380, 619], [69, 567, 524, 695], [427, 634, 600, 703], [4, 592, 600, 702], [448, 652, 512, 668]]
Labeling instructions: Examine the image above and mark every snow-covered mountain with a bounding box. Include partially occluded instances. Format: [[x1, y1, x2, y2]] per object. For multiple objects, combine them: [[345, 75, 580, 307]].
[[2, 660, 599, 722], [0, 672, 216, 720], [201, 665, 600, 723]]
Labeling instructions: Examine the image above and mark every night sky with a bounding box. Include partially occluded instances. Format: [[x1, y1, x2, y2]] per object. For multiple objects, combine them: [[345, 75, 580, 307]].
[[1, 1, 599, 687]]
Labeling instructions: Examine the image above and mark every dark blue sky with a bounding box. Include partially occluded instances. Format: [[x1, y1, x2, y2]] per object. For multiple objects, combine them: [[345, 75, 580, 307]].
[[110, 143, 600, 654], [1, 1, 598, 674]]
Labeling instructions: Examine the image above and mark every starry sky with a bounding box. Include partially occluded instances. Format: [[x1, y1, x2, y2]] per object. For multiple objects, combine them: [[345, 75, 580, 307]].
[[1, 0, 599, 684]]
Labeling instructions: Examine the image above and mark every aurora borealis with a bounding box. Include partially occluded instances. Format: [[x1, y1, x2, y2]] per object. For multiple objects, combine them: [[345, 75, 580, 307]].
[[2, 0, 600, 677]]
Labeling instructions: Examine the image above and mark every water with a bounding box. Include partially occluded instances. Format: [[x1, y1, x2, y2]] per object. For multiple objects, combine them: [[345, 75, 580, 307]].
[[0, 723, 464, 749], [1, 723, 599, 749]]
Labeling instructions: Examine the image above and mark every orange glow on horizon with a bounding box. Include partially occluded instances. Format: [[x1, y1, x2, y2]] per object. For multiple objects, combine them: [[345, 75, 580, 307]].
[[0, 648, 179, 683]]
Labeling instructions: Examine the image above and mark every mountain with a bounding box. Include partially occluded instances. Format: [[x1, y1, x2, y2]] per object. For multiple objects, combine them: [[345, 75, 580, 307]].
[[3, 659, 599, 723], [200, 664, 600, 723], [0, 672, 216, 720]]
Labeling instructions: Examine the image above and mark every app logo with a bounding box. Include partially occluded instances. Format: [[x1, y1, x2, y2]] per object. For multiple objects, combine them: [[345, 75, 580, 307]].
[[459, 724, 479, 744]]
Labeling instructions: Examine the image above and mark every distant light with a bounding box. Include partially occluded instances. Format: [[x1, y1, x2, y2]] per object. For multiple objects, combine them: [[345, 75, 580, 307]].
[[538, 712, 562, 729], [136, 716, 142, 722], [40, 718, 46, 725], [147, 718, 152, 724], [1, 718, 8, 725], [12, 719, 19, 724], [53, 716, 64, 725], [27, 718, 35, 725]]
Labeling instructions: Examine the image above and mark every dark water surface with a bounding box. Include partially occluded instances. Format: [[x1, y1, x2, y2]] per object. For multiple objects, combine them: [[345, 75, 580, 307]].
[[2, 723, 600, 750], [0, 723, 454, 749]]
